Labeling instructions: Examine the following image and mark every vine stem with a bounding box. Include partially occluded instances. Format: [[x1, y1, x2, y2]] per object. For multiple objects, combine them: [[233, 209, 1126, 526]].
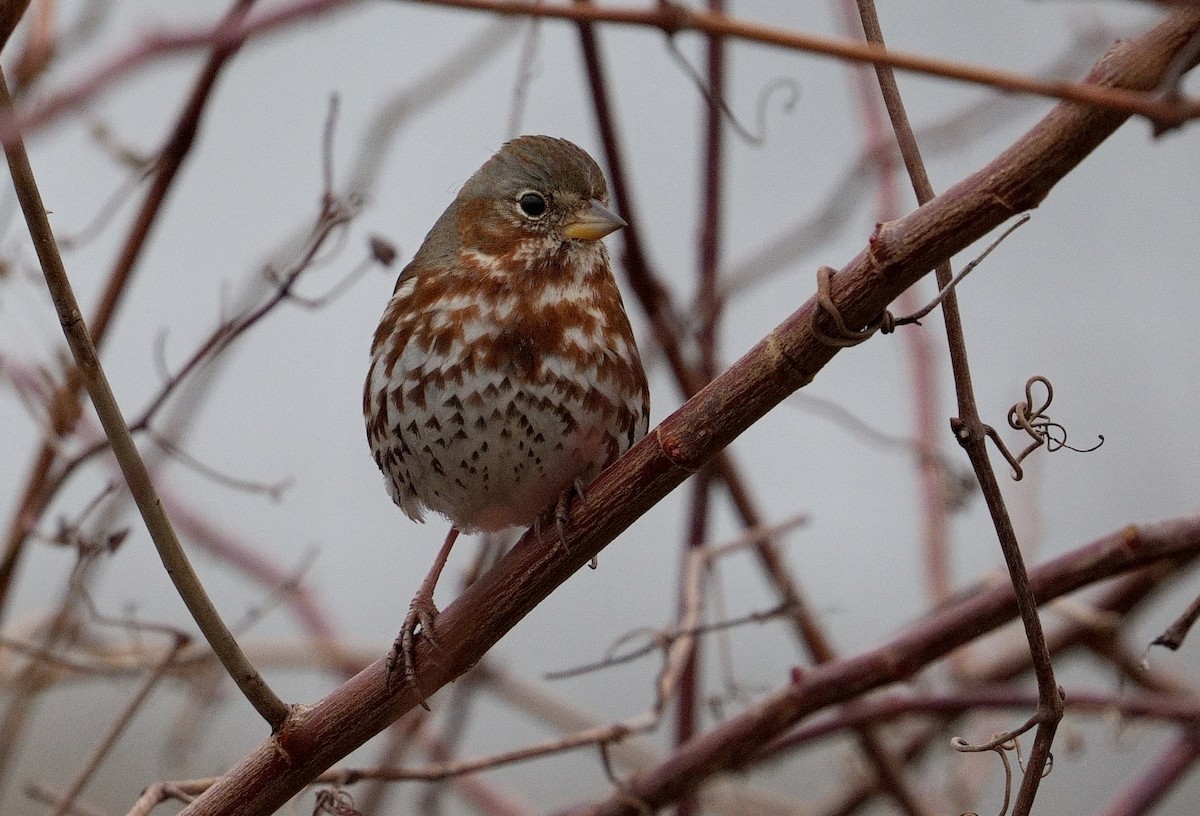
[[851, 2, 1062, 812]]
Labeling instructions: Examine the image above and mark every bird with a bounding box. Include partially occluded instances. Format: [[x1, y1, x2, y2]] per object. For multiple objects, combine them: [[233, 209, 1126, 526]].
[[364, 135, 650, 691]]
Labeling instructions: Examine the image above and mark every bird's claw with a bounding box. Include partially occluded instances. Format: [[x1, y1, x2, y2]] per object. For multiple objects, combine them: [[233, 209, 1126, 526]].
[[386, 596, 441, 709], [538, 479, 600, 567], [549, 477, 587, 552]]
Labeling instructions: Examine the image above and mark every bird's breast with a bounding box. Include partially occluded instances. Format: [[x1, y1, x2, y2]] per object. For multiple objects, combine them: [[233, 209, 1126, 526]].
[[365, 247, 647, 531]]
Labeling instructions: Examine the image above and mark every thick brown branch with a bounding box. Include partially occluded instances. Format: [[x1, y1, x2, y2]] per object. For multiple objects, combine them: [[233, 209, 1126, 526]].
[[177, 9, 1200, 815]]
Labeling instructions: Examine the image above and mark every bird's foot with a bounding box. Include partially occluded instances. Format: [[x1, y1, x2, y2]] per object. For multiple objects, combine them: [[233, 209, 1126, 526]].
[[539, 479, 597, 567], [385, 526, 459, 708], [387, 594, 440, 709], [554, 478, 587, 545]]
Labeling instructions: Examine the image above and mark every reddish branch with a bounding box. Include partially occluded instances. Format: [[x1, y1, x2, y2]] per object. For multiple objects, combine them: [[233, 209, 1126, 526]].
[[176, 9, 1200, 816], [414, 0, 1200, 124], [1, 2, 1196, 146], [557, 520, 1200, 816]]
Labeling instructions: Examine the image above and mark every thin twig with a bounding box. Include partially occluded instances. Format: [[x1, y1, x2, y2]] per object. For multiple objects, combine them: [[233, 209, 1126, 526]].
[[0, 0, 262, 628], [1152, 592, 1200, 651], [544, 602, 793, 681], [47, 632, 189, 816], [894, 215, 1031, 326], [24, 784, 109, 816], [851, 2, 1063, 813], [0, 66, 289, 729]]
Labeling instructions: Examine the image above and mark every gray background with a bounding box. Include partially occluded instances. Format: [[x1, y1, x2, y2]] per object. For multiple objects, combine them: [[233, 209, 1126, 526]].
[[0, 1, 1197, 814]]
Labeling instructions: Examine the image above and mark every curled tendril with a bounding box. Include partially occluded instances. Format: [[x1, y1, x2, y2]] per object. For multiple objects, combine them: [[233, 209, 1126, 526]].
[[600, 741, 653, 815], [749, 77, 801, 144], [812, 215, 1030, 348], [811, 265, 894, 347], [664, 33, 799, 145], [1006, 735, 1055, 779], [952, 735, 1015, 816], [952, 711, 1039, 755], [1028, 749, 1055, 779], [952, 723, 1057, 816], [988, 376, 1104, 481]]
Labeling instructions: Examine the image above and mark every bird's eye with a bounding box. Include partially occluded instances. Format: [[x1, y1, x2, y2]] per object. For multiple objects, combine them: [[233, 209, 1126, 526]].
[[518, 191, 547, 219]]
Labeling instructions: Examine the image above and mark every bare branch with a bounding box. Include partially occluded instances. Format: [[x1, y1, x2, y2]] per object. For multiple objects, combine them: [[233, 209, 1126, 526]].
[[0, 66, 289, 729]]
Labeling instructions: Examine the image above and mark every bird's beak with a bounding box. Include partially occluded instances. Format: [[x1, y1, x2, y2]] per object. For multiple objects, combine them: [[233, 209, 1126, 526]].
[[563, 199, 627, 241]]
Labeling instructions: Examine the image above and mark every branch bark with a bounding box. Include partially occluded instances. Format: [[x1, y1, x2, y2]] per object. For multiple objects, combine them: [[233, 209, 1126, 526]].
[[178, 8, 1200, 815]]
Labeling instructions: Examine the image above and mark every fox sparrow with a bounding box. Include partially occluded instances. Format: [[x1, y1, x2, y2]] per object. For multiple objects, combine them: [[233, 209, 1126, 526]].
[[364, 135, 650, 688]]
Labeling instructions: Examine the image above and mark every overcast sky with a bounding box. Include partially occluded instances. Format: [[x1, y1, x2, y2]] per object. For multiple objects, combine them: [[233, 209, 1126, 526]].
[[1, 2, 1198, 814]]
